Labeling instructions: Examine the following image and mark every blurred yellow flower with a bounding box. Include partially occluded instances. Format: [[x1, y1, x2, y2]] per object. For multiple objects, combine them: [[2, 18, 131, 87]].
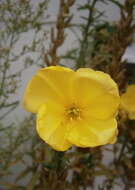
[[121, 85, 135, 120], [23, 66, 120, 151]]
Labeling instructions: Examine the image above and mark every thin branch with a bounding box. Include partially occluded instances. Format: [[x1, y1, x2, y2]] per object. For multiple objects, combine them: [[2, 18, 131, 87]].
[[76, 0, 99, 68], [44, 0, 76, 66]]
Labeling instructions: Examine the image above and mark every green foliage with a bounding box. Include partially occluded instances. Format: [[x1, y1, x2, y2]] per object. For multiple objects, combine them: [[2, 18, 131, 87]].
[[0, 0, 48, 120]]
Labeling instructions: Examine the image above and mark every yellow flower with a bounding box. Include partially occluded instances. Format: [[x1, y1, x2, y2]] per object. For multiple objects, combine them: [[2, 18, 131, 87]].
[[23, 66, 120, 151], [121, 85, 135, 120]]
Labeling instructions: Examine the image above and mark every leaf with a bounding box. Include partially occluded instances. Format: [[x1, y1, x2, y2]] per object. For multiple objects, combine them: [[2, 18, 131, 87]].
[[0, 126, 11, 132], [80, 16, 89, 21], [78, 4, 92, 10]]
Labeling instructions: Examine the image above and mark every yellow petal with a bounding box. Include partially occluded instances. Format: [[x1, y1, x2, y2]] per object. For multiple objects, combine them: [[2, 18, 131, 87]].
[[37, 103, 72, 151], [85, 93, 120, 119], [129, 111, 135, 120], [121, 85, 135, 114], [77, 68, 119, 95], [67, 118, 117, 147], [86, 118, 118, 144], [23, 66, 74, 113], [110, 128, 118, 144], [72, 68, 120, 119]]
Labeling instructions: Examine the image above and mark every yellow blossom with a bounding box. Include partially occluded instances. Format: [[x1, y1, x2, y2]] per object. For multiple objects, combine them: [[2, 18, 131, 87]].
[[23, 66, 120, 151], [121, 85, 135, 120]]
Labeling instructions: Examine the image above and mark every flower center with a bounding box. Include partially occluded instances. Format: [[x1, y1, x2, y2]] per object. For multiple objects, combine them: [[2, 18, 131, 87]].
[[66, 106, 81, 120]]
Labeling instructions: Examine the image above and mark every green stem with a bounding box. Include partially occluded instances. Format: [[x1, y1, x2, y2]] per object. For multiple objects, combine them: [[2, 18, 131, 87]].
[[76, 0, 99, 69]]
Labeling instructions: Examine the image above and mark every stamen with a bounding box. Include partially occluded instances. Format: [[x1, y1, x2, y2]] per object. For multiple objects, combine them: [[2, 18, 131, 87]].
[[66, 105, 81, 120]]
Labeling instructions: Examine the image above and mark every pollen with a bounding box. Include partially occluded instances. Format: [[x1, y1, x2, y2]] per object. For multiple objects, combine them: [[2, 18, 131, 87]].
[[66, 105, 82, 120]]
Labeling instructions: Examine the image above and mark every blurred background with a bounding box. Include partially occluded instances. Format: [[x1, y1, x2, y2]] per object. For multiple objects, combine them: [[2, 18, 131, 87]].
[[0, 0, 135, 189]]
